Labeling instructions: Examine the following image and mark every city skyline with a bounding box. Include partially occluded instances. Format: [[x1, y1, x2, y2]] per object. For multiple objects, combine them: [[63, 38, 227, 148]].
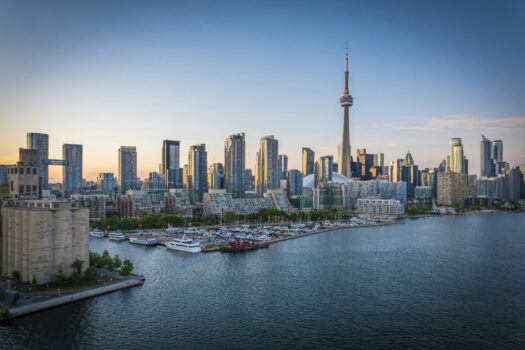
[[1, 0, 524, 181]]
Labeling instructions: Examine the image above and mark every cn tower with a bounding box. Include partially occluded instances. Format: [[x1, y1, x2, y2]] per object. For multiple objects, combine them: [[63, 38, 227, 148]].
[[340, 43, 353, 178]]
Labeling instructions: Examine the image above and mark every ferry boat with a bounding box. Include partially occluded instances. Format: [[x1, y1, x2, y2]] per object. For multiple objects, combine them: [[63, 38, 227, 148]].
[[166, 237, 201, 253], [89, 230, 105, 238], [129, 234, 158, 246], [109, 231, 126, 241]]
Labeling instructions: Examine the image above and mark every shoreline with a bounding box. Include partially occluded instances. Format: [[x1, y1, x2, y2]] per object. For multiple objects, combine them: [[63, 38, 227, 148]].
[[2, 275, 144, 322], [202, 221, 398, 252]]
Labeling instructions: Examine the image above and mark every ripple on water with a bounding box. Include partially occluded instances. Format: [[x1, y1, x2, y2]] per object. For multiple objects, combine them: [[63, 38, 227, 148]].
[[1, 213, 525, 349]]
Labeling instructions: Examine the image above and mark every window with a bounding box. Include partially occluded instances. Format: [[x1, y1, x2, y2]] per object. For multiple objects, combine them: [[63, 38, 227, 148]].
[[15, 168, 17, 174], [10, 181, 13, 191], [20, 168, 24, 174], [33, 185, 37, 192], [26, 168, 30, 174], [26, 185, 31, 192], [19, 185, 24, 193], [33, 168, 37, 174]]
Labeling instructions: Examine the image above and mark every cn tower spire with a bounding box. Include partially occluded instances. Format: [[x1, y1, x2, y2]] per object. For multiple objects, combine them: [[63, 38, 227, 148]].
[[345, 41, 349, 93]]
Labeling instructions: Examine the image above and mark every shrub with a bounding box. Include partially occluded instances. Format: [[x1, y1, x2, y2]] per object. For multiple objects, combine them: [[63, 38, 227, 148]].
[[70, 271, 82, 284], [223, 211, 237, 225], [106, 256, 115, 272], [119, 259, 133, 276], [10, 270, 20, 281], [55, 263, 68, 286], [71, 259, 84, 275], [83, 266, 98, 281], [113, 254, 122, 269]]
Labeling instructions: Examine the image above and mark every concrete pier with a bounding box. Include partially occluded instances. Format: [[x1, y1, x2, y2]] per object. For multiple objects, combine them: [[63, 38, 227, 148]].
[[5, 278, 144, 320]]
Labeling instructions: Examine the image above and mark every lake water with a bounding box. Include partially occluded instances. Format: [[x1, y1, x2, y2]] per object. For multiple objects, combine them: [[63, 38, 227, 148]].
[[1, 213, 525, 349]]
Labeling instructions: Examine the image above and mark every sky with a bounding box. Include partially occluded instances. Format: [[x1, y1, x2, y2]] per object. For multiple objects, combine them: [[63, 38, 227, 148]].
[[0, 0, 524, 181]]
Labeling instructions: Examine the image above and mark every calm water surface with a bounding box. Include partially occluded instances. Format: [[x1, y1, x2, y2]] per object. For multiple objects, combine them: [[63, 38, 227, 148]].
[[1, 213, 525, 349]]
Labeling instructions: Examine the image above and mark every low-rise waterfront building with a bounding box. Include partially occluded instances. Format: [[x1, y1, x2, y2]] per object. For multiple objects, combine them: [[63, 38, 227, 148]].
[[70, 194, 107, 220], [163, 189, 193, 217], [357, 198, 404, 219], [203, 189, 294, 217], [116, 191, 154, 218]]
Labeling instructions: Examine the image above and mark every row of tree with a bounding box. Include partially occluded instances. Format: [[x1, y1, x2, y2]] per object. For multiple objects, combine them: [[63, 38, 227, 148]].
[[89, 250, 134, 276], [91, 209, 345, 231]]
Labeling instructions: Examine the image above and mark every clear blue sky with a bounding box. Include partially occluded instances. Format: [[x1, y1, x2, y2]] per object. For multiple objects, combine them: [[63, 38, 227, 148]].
[[1, 0, 524, 181]]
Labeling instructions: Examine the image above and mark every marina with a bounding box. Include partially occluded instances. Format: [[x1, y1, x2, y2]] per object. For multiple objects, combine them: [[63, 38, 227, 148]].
[[90, 217, 390, 253]]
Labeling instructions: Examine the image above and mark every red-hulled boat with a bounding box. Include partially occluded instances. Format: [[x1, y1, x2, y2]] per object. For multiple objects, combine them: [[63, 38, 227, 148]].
[[220, 240, 269, 253]]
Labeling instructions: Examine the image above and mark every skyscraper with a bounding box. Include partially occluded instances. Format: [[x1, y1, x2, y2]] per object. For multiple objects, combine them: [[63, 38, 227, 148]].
[[286, 169, 303, 197], [278, 155, 288, 180], [97, 173, 115, 192], [448, 138, 465, 173], [27, 132, 49, 189], [224, 133, 245, 198], [492, 140, 503, 164], [188, 144, 208, 203], [162, 140, 180, 189], [392, 159, 403, 182], [62, 144, 83, 196], [255, 135, 279, 196], [302, 147, 315, 176], [314, 155, 333, 188], [373, 153, 384, 168], [480, 135, 493, 177], [340, 43, 354, 178], [118, 146, 137, 193], [208, 163, 225, 190], [0, 165, 8, 184]]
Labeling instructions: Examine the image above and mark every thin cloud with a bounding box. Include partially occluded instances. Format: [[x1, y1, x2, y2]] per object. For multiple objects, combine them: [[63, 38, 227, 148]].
[[364, 115, 525, 132]]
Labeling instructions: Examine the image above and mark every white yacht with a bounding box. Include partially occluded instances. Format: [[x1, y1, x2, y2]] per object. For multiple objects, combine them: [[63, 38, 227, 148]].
[[109, 232, 126, 241], [89, 230, 105, 238], [166, 237, 201, 253], [129, 234, 158, 246]]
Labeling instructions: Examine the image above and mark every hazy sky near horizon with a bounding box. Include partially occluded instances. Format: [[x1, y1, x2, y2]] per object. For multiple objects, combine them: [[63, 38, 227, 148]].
[[1, 0, 524, 181]]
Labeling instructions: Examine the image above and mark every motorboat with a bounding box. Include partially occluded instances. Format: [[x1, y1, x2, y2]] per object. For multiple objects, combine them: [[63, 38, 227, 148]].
[[89, 230, 105, 238], [129, 234, 158, 246], [109, 231, 126, 241]]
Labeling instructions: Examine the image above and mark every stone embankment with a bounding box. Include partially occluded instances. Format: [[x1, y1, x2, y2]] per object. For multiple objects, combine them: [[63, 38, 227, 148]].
[[3, 276, 144, 321]]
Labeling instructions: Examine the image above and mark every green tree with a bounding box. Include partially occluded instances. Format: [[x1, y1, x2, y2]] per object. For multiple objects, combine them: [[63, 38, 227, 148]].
[[90, 251, 103, 268], [119, 259, 134, 276], [55, 263, 68, 286], [71, 259, 84, 275], [10, 270, 20, 281], [83, 266, 98, 281], [101, 250, 111, 267], [113, 254, 122, 269], [70, 271, 82, 284], [106, 256, 115, 272], [223, 211, 237, 225]]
